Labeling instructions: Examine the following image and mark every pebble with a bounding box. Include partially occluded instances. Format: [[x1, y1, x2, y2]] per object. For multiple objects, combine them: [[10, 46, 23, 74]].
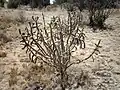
[[0, 51, 7, 57]]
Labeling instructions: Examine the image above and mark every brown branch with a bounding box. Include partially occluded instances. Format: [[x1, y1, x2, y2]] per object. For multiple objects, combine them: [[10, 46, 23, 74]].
[[67, 40, 101, 68]]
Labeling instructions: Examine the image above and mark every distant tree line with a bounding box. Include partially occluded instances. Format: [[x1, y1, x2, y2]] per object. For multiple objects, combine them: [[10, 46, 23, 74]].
[[54, 0, 119, 9], [0, 0, 120, 9], [0, 0, 50, 8], [0, 0, 5, 7]]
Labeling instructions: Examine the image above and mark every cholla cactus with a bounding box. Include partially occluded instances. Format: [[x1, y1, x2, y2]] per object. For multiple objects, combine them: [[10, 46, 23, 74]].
[[19, 12, 101, 90]]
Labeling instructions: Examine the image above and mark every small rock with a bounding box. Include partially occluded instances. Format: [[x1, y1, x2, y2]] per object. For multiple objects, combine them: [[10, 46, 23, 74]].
[[0, 51, 7, 57]]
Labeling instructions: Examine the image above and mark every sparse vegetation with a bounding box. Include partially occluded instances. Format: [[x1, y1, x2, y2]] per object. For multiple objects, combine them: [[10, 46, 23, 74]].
[[54, 0, 67, 5], [16, 11, 26, 23], [0, 0, 5, 7], [86, 0, 113, 29], [0, 33, 12, 43], [9, 68, 18, 88], [21, 63, 53, 90], [55, 0, 113, 30], [19, 11, 101, 89], [6, 0, 50, 9], [7, 0, 20, 8], [0, 0, 120, 90]]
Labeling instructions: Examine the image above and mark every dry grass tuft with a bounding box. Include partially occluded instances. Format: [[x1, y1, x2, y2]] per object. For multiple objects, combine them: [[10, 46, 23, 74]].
[[0, 33, 12, 43], [21, 63, 54, 89], [9, 68, 18, 88], [15, 11, 27, 24]]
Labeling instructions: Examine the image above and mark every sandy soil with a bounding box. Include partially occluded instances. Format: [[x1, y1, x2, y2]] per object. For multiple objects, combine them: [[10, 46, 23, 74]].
[[0, 8, 120, 90]]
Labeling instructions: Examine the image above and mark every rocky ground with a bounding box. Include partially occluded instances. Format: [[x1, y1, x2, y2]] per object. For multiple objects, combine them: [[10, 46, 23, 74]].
[[0, 7, 120, 90]]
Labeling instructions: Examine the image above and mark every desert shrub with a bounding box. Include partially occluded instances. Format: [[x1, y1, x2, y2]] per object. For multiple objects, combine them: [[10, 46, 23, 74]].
[[44, 4, 58, 11], [29, 0, 38, 8], [16, 11, 26, 23], [0, 33, 12, 43], [21, 63, 53, 90], [0, 0, 5, 7], [72, 0, 85, 11], [43, 0, 50, 7], [7, 0, 20, 8], [59, 1, 79, 11], [54, 0, 67, 5], [20, 0, 30, 5], [91, 9, 112, 29], [19, 11, 101, 90], [86, 0, 113, 29], [9, 68, 18, 88], [0, 14, 19, 29], [61, 2, 74, 11], [29, 0, 50, 9]]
